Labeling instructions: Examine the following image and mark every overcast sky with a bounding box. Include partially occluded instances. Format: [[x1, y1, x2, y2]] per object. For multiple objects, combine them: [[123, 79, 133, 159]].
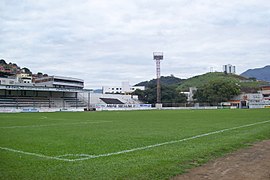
[[1, 0, 270, 88]]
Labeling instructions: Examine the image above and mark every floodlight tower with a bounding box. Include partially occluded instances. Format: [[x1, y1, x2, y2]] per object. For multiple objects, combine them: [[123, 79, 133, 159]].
[[153, 52, 163, 108]]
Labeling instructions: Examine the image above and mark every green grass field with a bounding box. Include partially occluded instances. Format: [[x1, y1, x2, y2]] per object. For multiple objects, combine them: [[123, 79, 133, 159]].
[[0, 109, 270, 179]]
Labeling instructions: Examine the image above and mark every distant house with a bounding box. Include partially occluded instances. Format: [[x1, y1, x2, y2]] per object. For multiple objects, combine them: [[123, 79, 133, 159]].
[[16, 73, 33, 84], [0, 65, 5, 72], [260, 85, 270, 101]]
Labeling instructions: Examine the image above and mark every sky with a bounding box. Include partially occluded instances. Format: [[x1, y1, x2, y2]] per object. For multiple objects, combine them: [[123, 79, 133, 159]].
[[1, 0, 270, 88]]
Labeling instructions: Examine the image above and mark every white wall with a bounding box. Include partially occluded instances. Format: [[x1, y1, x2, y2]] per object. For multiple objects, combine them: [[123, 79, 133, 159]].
[[0, 77, 16, 85], [78, 92, 142, 105], [102, 85, 145, 94]]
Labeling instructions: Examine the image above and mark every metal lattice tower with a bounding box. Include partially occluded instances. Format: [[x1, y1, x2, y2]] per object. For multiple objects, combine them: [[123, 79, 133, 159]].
[[153, 52, 163, 104]]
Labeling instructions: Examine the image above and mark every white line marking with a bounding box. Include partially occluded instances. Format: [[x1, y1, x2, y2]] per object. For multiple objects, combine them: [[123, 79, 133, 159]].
[[0, 147, 73, 162], [63, 120, 270, 162], [0, 121, 112, 129], [0, 120, 269, 162], [55, 154, 93, 158], [41, 118, 83, 121]]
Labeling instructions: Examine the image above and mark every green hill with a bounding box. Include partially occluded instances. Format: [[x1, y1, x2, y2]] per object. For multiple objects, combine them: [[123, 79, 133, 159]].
[[135, 75, 184, 88], [176, 72, 269, 93]]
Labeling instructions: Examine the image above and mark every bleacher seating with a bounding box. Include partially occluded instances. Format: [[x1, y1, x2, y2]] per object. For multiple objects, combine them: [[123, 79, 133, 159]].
[[0, 96, 88, 108], [63, 97, 87, 107], [16, 97, 52, 107], [100, 98, 124, 104], [0, 96, 54, 108], [0, 98, 17, 107]]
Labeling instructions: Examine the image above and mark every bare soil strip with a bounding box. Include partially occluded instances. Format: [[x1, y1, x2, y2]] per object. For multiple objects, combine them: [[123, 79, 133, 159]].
[[173, 140, 270, 180]]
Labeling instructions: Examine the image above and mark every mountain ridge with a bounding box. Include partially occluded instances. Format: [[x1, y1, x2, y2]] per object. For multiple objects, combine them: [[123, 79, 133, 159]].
[[241, 65, 270, 82]]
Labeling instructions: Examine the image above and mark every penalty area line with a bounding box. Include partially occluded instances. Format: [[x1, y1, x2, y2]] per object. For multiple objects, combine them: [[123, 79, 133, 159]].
[[0, 147, 73, 162], [0, 120, 269, 162]]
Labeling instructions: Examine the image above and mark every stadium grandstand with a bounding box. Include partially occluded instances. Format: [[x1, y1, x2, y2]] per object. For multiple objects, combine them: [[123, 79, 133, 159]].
[[0, 84, 86, 112], [0, 74, 150, 112], [34, 76, 84, 89]]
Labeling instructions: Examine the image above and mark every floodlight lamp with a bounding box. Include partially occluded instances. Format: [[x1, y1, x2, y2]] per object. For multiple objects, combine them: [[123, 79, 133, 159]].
[[153, 52, 163, 60]]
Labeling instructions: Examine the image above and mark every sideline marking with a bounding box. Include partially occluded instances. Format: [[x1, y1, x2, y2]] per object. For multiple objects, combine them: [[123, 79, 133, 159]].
[[0, 121, 112, 129], [67, 119, 270, 161], [0, 120, 269, 162]]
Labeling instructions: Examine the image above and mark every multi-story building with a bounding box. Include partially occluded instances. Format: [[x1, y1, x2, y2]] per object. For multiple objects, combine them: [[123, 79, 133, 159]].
[[223, 64, 236, 74]]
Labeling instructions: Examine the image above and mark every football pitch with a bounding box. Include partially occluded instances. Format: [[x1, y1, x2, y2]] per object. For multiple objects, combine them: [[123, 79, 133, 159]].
[[0, 109, 270, 179]]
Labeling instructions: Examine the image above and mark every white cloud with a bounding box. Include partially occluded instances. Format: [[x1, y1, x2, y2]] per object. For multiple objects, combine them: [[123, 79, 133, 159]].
[[0, 0, 269, 88]]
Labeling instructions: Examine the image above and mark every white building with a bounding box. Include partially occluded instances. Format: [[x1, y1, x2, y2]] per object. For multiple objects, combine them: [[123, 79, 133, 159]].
[[0, 74, 33, 86], [16, 73, 33, 84], [224, 86, 270, 108], [0, 77, 16, 85], [182, 87, 197, 102], [259, 85, 270, 101], [223, 64, 236, 74], [102, 81, 145, 94]]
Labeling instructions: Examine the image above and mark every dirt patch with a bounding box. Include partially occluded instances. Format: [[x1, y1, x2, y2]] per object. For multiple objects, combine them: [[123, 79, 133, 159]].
[[173, 140, 270, 180]]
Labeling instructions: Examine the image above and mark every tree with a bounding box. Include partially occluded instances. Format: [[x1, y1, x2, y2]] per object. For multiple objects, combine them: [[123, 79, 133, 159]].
[[132, 84, 187, 104], [21, 67, 32, 75], [194, 80, 240, 104], [248, 77, 257, 81], [132, 85, 156, 104], [135, 76, 184, 88], [161, 85, 187, 103], [0, 59, 7, 65], [37, 72, 43, 78]]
